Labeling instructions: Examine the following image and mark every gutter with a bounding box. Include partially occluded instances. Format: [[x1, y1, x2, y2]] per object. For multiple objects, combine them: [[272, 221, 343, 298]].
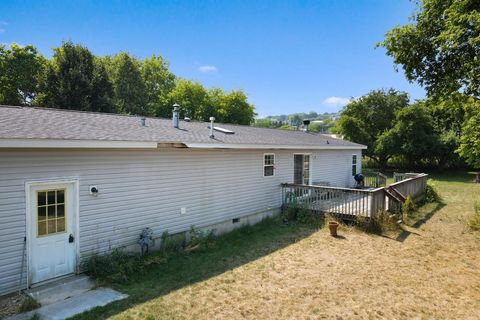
[[0, 139, 367, 150]]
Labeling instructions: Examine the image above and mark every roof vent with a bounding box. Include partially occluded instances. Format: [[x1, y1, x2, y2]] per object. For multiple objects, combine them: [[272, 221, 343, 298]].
[[303, 120, 310, 132], [172, 103, 180, 128], [209, 117, 215, 138], [211, 126, 234, 134], [140, 117, 146, 127]]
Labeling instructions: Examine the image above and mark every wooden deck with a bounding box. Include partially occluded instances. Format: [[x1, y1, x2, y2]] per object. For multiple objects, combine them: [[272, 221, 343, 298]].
[[281, 173, 428, 220]]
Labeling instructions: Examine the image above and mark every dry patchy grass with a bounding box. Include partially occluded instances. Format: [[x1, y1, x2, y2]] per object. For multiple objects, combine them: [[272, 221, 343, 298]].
[[74, 172, 480, 320]]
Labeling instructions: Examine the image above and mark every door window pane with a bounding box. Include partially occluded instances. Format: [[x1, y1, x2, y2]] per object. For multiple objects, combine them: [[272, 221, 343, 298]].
[[37, 189, 67, 237]]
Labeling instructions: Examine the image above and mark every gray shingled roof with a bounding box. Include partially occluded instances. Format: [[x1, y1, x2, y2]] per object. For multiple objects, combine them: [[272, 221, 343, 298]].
[[0, 106, 365, 149]]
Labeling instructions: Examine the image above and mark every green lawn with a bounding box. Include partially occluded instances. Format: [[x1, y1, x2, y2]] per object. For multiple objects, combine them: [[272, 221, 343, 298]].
[[72, 171, 480, 320]]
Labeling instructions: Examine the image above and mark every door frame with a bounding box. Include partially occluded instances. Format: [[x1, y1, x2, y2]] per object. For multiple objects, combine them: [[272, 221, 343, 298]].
[[293, 153, 312, 185], [25, 178, 80, 287]]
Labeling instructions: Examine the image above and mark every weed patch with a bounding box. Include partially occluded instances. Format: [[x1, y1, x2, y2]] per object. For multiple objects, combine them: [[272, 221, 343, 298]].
[[467, 202, 480, 231]]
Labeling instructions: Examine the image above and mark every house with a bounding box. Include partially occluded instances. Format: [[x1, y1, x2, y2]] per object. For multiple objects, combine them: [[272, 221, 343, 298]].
[[0, 105, 366, 295]]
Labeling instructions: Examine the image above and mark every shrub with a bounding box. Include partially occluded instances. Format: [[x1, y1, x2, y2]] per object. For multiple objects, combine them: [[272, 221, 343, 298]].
[[357, 210, 400, 234], [467, 201, 480, 231], [20, 295, 40, 312], [83, 249, 144, 284], [425, 180, 441, 203], [282, 204, 323, 227], [160, 231, 186, 254], [187, 226, 216, 250], [402, 195, 416, 220]]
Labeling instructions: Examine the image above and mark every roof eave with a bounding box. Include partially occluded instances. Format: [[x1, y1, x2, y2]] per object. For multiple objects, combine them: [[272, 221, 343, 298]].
[[184, 142, 367, 150], [0, 139, 367, 150]]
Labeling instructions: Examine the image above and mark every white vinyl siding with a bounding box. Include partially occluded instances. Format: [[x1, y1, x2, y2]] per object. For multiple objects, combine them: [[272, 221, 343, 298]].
[[0, 147, 362, 295]]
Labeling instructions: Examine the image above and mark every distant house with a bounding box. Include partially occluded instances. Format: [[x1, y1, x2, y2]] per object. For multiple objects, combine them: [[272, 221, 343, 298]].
[[0, 105, 366, 295]]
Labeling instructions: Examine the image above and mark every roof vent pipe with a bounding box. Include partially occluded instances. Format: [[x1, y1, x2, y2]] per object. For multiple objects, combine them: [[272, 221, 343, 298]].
[[209, 117, 215, 138], [140, 117, 146, 127], [172, 103, 180, 128], [303, 119, 310, 132]]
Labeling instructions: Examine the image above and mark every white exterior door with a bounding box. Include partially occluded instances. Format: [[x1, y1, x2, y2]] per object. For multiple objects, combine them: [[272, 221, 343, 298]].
[[28, 181, 77, 284]]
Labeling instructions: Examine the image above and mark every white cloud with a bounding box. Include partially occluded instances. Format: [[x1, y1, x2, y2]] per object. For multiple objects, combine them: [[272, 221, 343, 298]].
[[322, 96, 351, 107], [198, 65, 218, 73]]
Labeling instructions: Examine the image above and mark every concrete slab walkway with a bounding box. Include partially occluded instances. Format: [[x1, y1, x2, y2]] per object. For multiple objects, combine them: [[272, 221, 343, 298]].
[[6, 288, 127, 320]]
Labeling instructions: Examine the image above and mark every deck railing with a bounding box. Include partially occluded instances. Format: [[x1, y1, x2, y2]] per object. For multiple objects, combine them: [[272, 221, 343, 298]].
[[281, 183, 386, 220], [281, 173, 428, 220], [364, 172, 387, 188]]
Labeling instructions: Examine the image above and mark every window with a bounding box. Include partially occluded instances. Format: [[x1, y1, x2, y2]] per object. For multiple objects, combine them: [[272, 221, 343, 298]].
[[264, 154, 275, 176], [37, 189, 66, 237], [294, 154, 310, 185], [352, 155, 357, 176]]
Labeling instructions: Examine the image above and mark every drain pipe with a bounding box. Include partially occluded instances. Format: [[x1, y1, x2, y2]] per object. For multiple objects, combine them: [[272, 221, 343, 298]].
[[209, 117, 215, 138]]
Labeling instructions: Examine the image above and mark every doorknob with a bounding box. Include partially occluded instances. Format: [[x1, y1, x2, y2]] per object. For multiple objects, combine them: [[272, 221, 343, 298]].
[[69, 234, 74, 243]]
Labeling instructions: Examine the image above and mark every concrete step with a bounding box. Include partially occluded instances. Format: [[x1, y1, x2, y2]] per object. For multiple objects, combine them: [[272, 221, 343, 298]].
[[7, 288, 128, 320], [26, 275, 95, 306]]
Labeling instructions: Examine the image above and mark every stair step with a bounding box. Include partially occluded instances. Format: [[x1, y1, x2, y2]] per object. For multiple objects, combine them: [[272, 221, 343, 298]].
[[26, 275, 94, 306]]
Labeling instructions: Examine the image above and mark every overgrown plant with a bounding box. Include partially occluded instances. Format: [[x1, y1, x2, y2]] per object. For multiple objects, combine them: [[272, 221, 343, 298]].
[[402, 196, 416, 220], [19, 295, 40, 312], [187, 226, 216, 250], [282, 204, 323, 227], [356, 210, 400, 235], [82, 249, 144, 284], [467, 202, 480, 231], [425, 180, 441, 203]]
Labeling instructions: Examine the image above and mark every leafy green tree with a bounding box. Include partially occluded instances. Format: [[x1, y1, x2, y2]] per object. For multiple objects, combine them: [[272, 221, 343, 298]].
[[40, 42, 96, 110], [0, 43, 45, 105], [458, 98, 480, 169], [381, 103, 442, 167], [253, 118, 276, 128], [91, 58, 115, 113], [38, 41, 115, 112], [380, 0, 480, 99], [141, 55, 176, 117], [337, 89, 409, 169], [109, 52, 148, 115], [220, 90, 256, 125], [167, 79, 210, 120]]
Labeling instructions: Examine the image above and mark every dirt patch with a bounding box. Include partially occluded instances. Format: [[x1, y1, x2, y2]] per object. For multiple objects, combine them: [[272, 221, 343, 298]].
[[0, 293, 30, 319]]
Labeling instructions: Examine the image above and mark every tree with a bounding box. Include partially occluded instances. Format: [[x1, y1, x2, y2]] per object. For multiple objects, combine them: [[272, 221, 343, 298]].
[[220, 90, 256, 125], [167, 79, 210, 121], [336, 89, 409, 169], [0, 43, 45, 105], [40, 42, 96, 111], [458, 98, 480, 169], [380, 0, 480, 99], [253, 118, 277, 128], [109, 52, 148, 115], [37, 41, 115, 112], [91, 58, 115, 113], [380, 103, 442, 167], [141, 55, 175, 118]]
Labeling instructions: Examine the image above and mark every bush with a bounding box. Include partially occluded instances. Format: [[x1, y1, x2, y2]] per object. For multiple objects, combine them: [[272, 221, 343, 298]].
[[187, 226, 216, 250], [160, 231, 186, 254], [467, 202, 480, 231], [425, 180, 441, 203], [402, 195, 416, 220], [282, 204, 323, 227], [357, 210, 400, 234], [20, 295, 40, 312], [83, 249, 144, 284]]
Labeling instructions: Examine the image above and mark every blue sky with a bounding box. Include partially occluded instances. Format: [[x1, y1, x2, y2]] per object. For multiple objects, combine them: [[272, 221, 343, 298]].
[[0, 0, 424, 117]]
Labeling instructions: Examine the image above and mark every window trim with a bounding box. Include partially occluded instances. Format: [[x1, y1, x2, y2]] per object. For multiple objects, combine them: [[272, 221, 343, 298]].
[[293, 153, 312, 185], [263, 153, 275, 177], [36, 188, 67, 237], [352, 154, 358, 176]]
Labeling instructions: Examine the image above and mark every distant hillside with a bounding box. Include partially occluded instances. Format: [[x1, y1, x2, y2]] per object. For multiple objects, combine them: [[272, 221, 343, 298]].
[[253, 111, 339, 133]]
